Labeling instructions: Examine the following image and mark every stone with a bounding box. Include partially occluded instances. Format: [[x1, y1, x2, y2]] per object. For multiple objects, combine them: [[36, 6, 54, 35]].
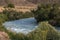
[[0, 31, 10, 40]]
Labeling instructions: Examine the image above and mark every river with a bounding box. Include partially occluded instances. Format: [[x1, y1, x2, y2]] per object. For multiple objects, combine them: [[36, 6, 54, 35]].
[[3, 17, 60, 34], [3, 17, 38, 34]]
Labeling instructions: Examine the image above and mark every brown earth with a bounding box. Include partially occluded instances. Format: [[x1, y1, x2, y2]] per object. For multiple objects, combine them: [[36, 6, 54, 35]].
[[0, 0, 60, 12], [0, 31, 10, 40], [0, 0, 60, 6]]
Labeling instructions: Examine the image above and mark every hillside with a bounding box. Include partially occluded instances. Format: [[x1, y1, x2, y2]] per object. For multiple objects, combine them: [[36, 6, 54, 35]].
[[0, 0, 60, 6], [27, 0, 60, 4], [0, 0, 36, 6], [0, 0, 6, 6], [10, 0, 35, 6], [0, 0, 37, 12], [0, 0, 60, 12]]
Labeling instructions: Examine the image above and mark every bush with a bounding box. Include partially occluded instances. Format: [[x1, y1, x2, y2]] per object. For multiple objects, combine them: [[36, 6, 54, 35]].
[[7, 3, 15, 8], [32, 4, 51, 22], [2, 9, 34, 21], [0, 13, 8, 24], [28, 21, 60, 40], [32, 3, 60, 26], [0, 13, 9, 32], [7, 32, 26, 40]]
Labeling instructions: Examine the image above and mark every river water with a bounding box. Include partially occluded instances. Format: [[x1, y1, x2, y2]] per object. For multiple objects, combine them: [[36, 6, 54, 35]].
[[3, 18, 38, 34], [3, 17, 60, 34]]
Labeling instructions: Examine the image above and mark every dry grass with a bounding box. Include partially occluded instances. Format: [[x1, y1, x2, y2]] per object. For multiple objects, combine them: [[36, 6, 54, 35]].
[[0, 6, 4, 12], [0, 5, 37, 13], [15, 6, 37, 12]]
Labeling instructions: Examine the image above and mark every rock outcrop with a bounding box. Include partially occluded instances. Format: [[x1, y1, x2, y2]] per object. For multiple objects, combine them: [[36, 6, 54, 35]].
[[0, 31, 10, 40]]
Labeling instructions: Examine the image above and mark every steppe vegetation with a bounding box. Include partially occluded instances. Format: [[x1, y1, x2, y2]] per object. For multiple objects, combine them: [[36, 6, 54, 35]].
[[0, 3, 60, 40], [32, 3, 60, 27]]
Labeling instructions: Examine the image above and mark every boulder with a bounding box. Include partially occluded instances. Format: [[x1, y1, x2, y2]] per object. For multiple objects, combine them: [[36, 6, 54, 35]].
[[0, 31, 10, 40]]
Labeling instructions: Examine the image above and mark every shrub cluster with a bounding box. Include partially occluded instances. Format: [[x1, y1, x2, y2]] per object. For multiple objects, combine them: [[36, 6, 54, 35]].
[[28, 22, 60, 40], [0, 13, 8, 31], [2, 9, 34, 21], [32, 4, 60, 26], [7, 3, 15, 8]]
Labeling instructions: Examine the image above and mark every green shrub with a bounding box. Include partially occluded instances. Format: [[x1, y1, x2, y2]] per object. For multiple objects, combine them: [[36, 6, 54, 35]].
[[7, 3, 15, 8], [7, 32, 26, 40], [0, 13, 8, 24], [28, 21, 60, 40], [0, 13, 8, 32], [32, 4, 51, 22], [32, 4, 60, 26], [2, 9, 34, 21]]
